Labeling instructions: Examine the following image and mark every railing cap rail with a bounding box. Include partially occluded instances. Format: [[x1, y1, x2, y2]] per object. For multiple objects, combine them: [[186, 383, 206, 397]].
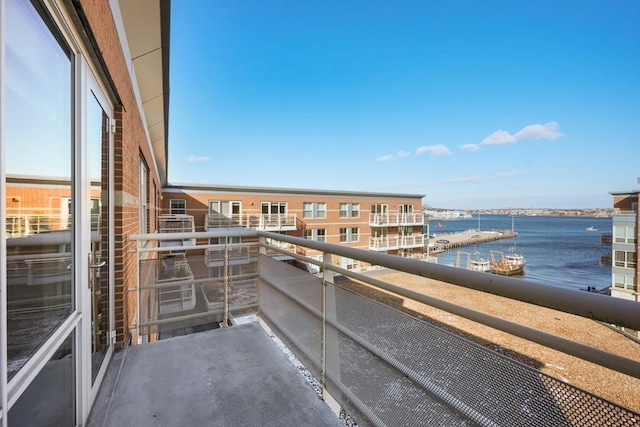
[[258, 230, 640, 330]]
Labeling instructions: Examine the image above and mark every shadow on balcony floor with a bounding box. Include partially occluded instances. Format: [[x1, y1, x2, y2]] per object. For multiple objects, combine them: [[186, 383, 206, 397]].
[[88, 322, 341, 427]]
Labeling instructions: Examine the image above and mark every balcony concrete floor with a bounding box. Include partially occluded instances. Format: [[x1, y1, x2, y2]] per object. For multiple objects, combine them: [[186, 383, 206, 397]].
[[88, 322, 341, 427]]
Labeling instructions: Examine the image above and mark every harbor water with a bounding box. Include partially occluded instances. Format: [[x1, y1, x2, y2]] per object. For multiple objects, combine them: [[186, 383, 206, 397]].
[[426, 215, 613, 292]]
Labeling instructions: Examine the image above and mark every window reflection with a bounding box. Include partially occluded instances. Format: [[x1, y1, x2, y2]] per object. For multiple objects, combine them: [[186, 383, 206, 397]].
[[8, 335, 75, 426], [5, 0, 73, 379]]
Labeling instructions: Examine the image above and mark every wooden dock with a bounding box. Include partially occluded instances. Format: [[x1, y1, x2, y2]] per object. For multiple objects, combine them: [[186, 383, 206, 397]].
[[428, 229, 518, 253]]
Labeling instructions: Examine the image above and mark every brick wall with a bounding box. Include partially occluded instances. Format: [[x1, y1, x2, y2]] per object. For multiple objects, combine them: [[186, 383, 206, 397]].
[[79, 0, 163, 345]]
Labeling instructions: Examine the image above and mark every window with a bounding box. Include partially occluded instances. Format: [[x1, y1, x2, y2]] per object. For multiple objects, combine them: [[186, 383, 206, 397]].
[[399, 226, 412, 236], [614, 251, 637, 269], [209, 201, 242, 227], [340, 257, 359, 270], [371, 204, 388, 214], [304, 228, 326, 242], [613, 273, 636, 290], [399, 204, 413, 214], [339, 203, 360, 218], [170, 199, 187, 215], [614, 225, 637, 244], [261, 202, 287, 215], [303, 202, 326, 219], [5, 0, 74, 380], [339, 227, 359, 242]]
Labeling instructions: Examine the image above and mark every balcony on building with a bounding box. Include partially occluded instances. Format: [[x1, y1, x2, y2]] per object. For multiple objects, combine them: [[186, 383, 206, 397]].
[[369, 211, 424, 227], [398, 233, 425, 248], [369, 235, 399, 251], [88, 229, 640, 426], [204, 212, 297, 232], [157, 214, 196, 250]]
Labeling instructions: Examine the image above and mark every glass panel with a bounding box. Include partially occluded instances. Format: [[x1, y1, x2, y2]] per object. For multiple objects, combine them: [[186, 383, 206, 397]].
[[89, 91, 111, 383], [5, 0, 73, 380], [8, 334, 75, 426]]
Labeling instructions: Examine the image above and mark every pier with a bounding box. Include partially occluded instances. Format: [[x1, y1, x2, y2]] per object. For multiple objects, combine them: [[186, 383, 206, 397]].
[[428, 229, 517, 253]]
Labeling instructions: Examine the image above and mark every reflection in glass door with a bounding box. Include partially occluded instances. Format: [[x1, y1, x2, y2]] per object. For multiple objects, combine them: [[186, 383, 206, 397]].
[[88, 89, 112, 384], [4, 0, 74, 382]]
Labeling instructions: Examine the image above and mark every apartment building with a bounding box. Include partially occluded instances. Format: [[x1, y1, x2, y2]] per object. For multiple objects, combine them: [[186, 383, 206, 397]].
[[609, 188, 639, 302], [161, 184, 426, 271]]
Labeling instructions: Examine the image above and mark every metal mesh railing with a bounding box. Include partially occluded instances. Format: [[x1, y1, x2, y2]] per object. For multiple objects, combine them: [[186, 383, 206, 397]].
[[257, 253, 640, 426]]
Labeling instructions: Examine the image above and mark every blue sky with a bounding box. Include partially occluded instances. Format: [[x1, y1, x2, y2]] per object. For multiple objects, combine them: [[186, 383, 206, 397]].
[[168, 0, 640, 209]]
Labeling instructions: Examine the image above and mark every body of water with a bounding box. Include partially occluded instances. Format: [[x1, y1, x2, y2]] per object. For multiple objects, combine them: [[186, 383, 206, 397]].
[[426, 215, 612, 291]]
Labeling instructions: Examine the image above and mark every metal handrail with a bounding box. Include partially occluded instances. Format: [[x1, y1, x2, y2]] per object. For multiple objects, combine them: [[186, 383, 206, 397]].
[[258, 231, 640, 332]]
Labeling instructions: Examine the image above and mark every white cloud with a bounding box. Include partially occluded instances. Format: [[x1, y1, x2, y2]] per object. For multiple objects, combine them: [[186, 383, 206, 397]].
[[416, 144, 451, 156], [375, 150, 412, 162], [187, 155, 210, 162], [461, 143, 480, 151], [375, 154, 395, 162], [440, 175, 489, 184], [481, 122, 564, 146], [514, 122, 564, 140], [481, 129, 517, 145]]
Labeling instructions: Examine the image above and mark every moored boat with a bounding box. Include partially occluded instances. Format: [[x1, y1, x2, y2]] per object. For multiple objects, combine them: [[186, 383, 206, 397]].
[[585, 226, 597, 231], [490, 247, 525, 276], [455, 250, 491, 272]]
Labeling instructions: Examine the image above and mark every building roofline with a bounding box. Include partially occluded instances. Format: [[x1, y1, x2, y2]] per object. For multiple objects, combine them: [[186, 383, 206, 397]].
[[609, 190, 640, 196], [164, 183, 425, 200]]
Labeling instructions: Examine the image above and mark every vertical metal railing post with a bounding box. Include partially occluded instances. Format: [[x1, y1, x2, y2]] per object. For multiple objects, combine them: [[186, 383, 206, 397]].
[[135, 237, 141, 343], [321, 251, 342, 414], [222, 238, 229, 327]]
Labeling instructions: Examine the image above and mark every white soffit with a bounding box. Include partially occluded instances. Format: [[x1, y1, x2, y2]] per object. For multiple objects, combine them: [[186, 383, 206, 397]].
[[117, 0, 168, 184]]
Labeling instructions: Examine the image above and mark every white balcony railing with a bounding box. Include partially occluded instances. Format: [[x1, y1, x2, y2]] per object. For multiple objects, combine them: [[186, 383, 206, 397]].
[[399, 234, 424, 248], [205, 213, 297, 231], [158, 214, 195, 234], [255, 214, 297, 231], [205, 213, 245, 229], [369, 212, 424, 226], [369, 236, 399, 251]]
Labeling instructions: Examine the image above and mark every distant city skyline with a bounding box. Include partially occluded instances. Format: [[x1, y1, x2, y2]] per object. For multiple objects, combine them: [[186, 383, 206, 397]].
[[168, 0, 640, 210]]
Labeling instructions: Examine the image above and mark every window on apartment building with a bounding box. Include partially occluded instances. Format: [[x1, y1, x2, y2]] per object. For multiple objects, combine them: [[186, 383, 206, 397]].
[[339, 203, 360, 218], [170, 199, 187, 215], [339, 227, 359, 242], [303, 202, 326, 219], [340, 257, 359, 270], [371, 204, 388, 214], [261, 202, 287, 215], [399, 226, 412, 236], [613, 273, 636, 290], [209, 200, 242, 227], [614, 250, 637, 269], [614, 225, 637, 244], [398, 204, 413, 213], [304, 228, 326, 242]]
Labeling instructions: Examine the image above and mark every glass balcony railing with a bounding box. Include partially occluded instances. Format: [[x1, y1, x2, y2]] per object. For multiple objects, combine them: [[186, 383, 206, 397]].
[[129, 229, 640, 425]]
